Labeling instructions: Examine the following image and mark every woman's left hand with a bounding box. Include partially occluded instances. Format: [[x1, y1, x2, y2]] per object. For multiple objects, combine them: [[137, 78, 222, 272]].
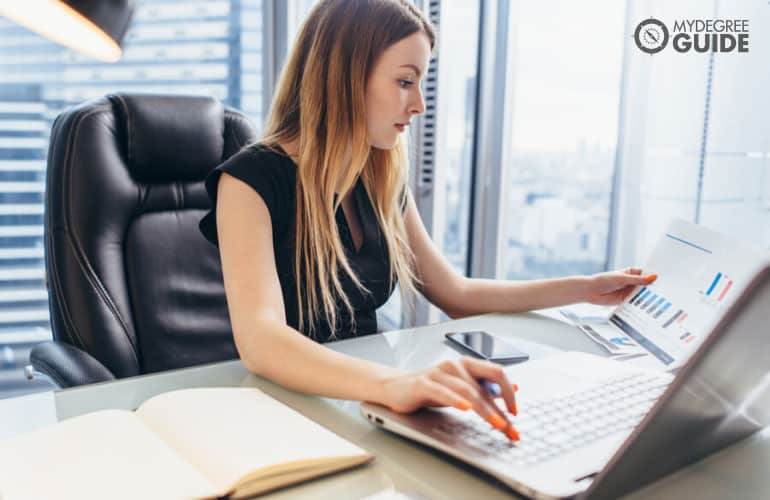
[[582, 268, 657, 306]]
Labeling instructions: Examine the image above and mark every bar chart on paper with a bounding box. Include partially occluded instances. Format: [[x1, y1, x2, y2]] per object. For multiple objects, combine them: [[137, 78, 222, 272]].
[[700, 272, 734, 307], [607, 220, 768, 370]]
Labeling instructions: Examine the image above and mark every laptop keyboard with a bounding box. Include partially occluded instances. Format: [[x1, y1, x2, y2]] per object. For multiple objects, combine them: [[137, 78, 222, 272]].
[[434, 372, 670, 468]]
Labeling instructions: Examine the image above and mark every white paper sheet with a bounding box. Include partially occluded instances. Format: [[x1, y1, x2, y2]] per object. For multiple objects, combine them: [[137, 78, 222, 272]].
[[568, 220, 769, 371]]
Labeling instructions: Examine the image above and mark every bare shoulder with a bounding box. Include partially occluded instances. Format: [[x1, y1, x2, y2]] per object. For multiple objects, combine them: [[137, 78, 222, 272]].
[[216, 171, 286, 326], [215, 164, 271, 226]]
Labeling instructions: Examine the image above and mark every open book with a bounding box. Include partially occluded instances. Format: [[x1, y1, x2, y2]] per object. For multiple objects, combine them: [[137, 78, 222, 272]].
[[0, 388, 372, 499]]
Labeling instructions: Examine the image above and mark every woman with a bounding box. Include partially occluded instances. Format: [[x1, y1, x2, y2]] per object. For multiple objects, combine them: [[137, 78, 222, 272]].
[[199, 0, 655, 441]]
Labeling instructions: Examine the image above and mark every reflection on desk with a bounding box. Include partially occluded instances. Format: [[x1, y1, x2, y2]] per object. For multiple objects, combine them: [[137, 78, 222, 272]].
[[1, 312, 767, 499], [0, 390, 57, 439]]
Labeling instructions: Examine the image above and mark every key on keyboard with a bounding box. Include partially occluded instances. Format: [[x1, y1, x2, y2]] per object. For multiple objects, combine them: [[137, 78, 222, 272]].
[[434, 372, 669, 468]]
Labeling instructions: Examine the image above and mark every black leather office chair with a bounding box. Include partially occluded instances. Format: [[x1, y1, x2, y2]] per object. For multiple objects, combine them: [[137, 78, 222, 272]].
[[30, 93, 257, 388]]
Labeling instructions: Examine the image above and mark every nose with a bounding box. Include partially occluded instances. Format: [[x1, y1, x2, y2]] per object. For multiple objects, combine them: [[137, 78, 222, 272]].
[[408, 86, 426, 116]]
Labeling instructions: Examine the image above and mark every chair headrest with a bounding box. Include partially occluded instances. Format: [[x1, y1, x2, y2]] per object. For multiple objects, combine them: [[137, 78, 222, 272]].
[[109, 94, 225, 182]]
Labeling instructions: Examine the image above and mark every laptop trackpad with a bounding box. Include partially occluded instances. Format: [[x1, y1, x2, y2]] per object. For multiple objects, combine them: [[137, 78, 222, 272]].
[[505, 352, 634, 401]]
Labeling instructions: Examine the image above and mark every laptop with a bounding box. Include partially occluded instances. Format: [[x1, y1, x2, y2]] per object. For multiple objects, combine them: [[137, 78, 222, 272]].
[[361, 262, 770, 499]]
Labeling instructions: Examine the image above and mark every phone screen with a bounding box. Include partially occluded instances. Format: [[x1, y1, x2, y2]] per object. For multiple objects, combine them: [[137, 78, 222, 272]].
[[446, 331, 529, 362]]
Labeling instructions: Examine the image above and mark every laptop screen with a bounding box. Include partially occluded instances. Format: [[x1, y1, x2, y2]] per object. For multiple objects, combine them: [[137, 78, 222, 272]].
[[585, 262, 770, 499]]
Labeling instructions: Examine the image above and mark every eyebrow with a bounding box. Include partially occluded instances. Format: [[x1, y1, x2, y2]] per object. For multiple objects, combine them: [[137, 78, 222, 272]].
[[399, 64, 423, 78]]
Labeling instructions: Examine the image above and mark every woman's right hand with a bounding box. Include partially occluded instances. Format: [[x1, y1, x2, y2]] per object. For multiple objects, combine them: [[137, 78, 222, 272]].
[[375, 356, 520, 440]]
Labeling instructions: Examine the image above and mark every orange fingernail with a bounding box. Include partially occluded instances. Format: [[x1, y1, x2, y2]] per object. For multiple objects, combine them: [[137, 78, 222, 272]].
[[508, 404, 518, 417], [506, 425, 520, 441], [489, 414, 507, 430], [455, 399, 472, 411], [645, 274, 657, 282], [512, 383, 519, 392]]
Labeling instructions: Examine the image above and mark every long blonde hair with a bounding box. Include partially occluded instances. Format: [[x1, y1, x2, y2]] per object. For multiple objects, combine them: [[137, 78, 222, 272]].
[[260, 0, 435, 338]]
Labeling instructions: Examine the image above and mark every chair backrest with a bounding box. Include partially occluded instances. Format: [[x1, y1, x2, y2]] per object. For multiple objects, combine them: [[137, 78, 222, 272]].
[[44, 94, 257, 378]]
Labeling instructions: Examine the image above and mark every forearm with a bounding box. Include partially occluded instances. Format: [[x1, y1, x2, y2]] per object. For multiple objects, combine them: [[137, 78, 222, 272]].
[[448, 275, 591, 318], [238, 320, 405, 404]]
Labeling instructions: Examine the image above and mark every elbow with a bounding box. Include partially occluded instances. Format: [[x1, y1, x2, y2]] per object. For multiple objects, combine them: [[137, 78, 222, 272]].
[[232, 315, 288, 377], [440, 278, 471, 320], [239, 353, 264, 376], [237, 343, 267, 376], [443, 308, 465, 320]]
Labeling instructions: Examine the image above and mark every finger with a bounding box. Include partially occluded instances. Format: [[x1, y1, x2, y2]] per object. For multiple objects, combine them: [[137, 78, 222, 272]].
[[455, 361, 517, 439], [437, 359, 487, 399], [620, 285, 639, 299], [429, 369, 480, 406], [436, 361, 501, 418], [432, 371, 501, 424], [418, 376, 473, 410], [628, 267, 658, 282], [461, 357, 519, 417], [620, 273, 657, 286], [595, 286, 636, 305], [448, 360, 518, 439]]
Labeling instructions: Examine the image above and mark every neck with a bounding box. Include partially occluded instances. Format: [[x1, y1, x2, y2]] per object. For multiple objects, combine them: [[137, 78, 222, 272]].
[[335, 145, 354, 194], [278, 138, 355, 195]]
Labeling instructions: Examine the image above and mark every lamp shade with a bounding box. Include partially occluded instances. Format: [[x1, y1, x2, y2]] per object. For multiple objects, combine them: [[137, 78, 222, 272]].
[[0, 0, 135, 62]]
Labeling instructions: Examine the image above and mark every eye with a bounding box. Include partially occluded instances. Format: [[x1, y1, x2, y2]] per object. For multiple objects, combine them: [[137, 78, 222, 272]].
[[398, 79, 414, 89]]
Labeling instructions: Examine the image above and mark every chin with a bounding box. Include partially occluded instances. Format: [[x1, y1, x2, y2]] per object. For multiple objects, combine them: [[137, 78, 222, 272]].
[[369, 136, 400, 150]]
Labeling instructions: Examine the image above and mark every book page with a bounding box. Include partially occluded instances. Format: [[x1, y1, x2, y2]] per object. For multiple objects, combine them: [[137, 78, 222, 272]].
[[136, 388, 370, 493], [0, 410, 217, 500]]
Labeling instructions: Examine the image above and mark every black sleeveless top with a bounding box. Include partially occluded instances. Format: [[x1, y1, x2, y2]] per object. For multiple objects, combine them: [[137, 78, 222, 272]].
[[199, 145, 397, 342]]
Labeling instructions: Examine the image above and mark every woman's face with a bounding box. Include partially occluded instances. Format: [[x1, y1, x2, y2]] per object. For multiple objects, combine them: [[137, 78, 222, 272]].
[[365, 32, 432, 149]]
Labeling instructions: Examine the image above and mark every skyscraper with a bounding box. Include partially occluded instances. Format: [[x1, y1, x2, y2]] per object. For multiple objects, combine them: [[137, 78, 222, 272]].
[[0, 0, 264, 398]]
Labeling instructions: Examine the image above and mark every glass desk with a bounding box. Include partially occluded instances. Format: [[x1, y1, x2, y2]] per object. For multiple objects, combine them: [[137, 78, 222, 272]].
[[4, 312, 770, 499]]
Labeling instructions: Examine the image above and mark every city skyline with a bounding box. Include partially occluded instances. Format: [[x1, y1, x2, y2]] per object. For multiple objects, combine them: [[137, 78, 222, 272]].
[[0, 0, 263, 398]]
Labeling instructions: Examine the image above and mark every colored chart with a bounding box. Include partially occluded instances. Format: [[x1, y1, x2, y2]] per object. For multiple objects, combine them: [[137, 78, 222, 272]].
[[701, 272, 734, 303], [629, 286, 678, 324], [606, 219, 767, 370]]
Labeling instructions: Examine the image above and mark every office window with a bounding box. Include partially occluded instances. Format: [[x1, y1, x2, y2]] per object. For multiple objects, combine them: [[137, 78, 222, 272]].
[[438, 2, 480, 276], [499, 1, 626, 280], [0, 0, 265, 398], [611, 0, 770, 265], [287, 0, 320, 42], [379, 0, 482, 329]]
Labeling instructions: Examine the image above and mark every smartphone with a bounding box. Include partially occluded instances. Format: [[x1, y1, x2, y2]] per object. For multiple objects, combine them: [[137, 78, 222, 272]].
[[445, 331, 530, 364]]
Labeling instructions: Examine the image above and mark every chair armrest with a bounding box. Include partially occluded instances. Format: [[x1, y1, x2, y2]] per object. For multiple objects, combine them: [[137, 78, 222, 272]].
[[29, 342, 116, 388]]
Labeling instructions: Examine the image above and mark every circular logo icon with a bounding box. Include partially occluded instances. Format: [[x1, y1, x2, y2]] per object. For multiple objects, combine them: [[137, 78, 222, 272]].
[[634, 18, 669, 54]]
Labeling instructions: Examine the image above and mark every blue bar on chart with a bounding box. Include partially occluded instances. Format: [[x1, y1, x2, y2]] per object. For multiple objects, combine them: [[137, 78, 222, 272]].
[[663, 309, 684, 328], [653, 302, 672, 319], [629, 287, 647, 304], [706, 272, 722, 296], [634, 290, 651, 306], [647, 297, 666, 315], [641, 294, 659, 310]]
